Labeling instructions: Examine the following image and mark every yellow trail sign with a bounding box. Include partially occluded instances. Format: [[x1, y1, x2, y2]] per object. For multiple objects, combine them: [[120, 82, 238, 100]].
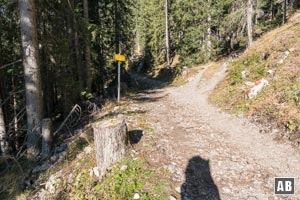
[[114, 54, 126, 62]]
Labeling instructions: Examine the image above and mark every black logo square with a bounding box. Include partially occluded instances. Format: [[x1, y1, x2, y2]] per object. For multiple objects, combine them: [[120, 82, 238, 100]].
[[274, 177, 295, 195]]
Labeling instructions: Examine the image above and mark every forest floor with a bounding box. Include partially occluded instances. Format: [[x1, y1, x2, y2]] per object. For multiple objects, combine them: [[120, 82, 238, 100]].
[[129, 60, 300, 199], [13, 60, 300, 200]]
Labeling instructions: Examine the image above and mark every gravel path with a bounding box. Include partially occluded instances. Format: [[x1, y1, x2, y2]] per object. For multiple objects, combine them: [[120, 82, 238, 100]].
[[131, 62, 300, 200]]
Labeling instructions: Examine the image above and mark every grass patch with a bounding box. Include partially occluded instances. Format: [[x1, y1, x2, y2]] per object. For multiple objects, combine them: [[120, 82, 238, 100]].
[[45, 156, 171, 200], [98, 158, 171, 200]]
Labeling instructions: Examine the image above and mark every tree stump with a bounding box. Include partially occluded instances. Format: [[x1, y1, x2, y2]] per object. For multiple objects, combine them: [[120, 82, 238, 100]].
[[41, 118, 53, 160], [93, 119, 128, 179]]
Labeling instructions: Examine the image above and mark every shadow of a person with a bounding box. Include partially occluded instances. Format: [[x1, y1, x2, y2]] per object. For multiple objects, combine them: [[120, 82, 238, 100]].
[[181, 156, 221, 200]]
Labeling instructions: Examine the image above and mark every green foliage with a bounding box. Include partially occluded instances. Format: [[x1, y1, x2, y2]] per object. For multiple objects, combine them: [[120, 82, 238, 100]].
[[170, 0, 223, 62], [136, 0, 165, 66], [287, 120, 296, 131], [53, 157, 171, 200], [81, 90, 94, 100], [136, 0, 220, 67], [134, 0, 293, 70], [98, 158, 171, 199], [227, 54, 265, 85]]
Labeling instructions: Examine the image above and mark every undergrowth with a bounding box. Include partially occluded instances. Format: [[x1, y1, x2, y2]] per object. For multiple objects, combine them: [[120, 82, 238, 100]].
[[49, 155, 171, 200], [5, 94, 172, 200]]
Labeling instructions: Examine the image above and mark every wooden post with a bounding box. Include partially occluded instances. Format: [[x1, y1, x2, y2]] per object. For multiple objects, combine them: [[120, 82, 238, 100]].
[[93, 119, 128, 179], [41, 118, 53, 159]]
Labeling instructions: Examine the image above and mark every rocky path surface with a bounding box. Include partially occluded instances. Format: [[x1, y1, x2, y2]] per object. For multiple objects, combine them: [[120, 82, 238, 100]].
[[131, 62, 300, 200]]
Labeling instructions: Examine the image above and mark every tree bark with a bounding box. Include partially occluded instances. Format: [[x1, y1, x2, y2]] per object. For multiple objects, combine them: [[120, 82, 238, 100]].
[[283, 0, 287, 24], [39, 10, 54, 119], [12, 76, 19, 150], [271, 0, 274, 20], [83, 0, 92, 92], [74, 22, 82, 91], [93, 119, 128, 179], [0, 95, 8, 155], [41, 118, 52, 160], [135, 17, 141, 55], [165, 0, 170, 66], [19, 0, 43, 159], [207, 14, 212, 60], [247, 0, 254, 47], [115, 0, 120, 54]]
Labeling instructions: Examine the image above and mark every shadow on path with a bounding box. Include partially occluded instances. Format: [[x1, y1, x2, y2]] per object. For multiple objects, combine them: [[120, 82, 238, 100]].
[[130, 73, 167, 90], [128, 129, 144, 144], [181, 156, 221, 200]]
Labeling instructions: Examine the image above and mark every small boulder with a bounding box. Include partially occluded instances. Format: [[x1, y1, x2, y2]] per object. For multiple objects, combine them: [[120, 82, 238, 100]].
[[133, 193, 140, 199], [84, 146, 93, 154], [120, 165, 128, 171]]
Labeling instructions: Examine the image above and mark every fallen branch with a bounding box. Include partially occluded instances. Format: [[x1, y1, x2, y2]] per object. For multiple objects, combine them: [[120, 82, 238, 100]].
[[53, 104, 81, 136]]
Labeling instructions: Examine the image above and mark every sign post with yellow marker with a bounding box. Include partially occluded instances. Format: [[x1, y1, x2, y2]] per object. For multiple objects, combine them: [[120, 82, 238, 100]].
[[114, 54, 126, 105], [114, 54, 126, 62]]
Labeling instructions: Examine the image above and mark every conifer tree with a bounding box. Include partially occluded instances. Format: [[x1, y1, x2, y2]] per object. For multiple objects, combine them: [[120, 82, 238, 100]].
[[19, 0, 43, 158]]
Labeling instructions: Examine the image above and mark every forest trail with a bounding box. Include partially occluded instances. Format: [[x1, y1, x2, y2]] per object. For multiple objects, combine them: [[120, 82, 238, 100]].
[[131, 61, 300, 199]]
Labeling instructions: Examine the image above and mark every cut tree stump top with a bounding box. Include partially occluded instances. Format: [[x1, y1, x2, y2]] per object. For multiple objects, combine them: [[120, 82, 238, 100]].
[[93, 118, 125, 128]]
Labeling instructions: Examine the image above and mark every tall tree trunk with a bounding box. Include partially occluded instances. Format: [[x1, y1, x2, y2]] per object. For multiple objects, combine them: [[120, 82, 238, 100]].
[[83, 0, 92, 92], [271, 0, 274, 20], [19, 0, 43, 159], [115, 0, 120, 54], [69, 0, 83, 93], [254, 1, 259, 25], [0, 70, 9, 155], [135, 14, 141, 55], [39, 7, 54, 119], [64, 2, 76, 117], [165, 0, 170, 65], [206, 0, 212, 60], [247, 0, 254, 47], [0, 70, 9, 129], [283, 0, 287, 24], [74, 20, 82, 91], [12, 76, 19, 150], [207, 13, 212, 60], [0, 94, 8, 155]]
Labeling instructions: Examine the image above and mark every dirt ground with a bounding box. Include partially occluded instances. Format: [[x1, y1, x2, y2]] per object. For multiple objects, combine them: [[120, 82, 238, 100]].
[[129, 62, 300, 200]]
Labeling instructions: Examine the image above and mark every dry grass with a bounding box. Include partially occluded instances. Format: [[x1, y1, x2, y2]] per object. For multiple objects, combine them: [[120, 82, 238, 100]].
[[210, 11, 300, 144], [172, 64, 204, 86], [201, 62, 222, 80], [171, 54, 180, 67]]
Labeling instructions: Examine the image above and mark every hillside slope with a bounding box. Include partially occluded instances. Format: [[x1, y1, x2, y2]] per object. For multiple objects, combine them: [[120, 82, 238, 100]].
[[210, 12, 300, 146]]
